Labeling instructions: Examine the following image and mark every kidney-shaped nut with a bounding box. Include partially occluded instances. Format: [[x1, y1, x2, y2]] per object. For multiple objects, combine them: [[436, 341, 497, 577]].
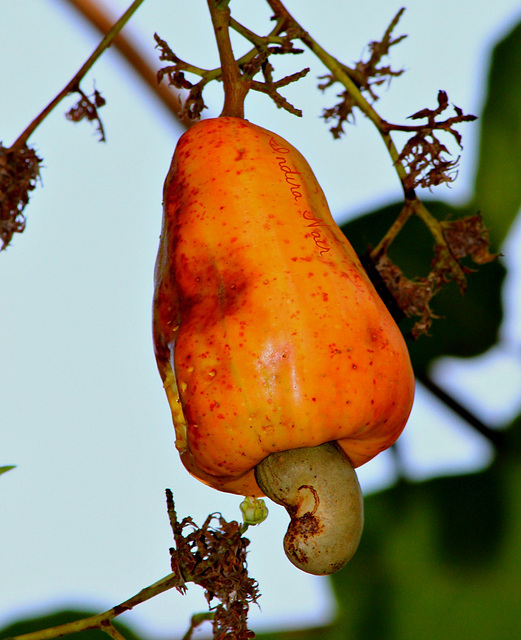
[[255, 442, 364, 575]]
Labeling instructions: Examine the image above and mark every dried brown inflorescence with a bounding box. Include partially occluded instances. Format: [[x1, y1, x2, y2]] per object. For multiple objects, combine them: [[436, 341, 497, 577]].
[[397, 90, 477, 191], [371, 212, 498, 338], [320, 8, 406, 138], [0, 143, 42, 250], [166, 489, 259, 639], [65, 87, 107, 142], [154, 20, 308, 121]]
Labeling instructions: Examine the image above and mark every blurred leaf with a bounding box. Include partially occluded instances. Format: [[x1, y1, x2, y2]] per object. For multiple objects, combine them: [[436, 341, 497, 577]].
[[471, 17, 521, 249], [427, 464, 507, 568], [341, 202, 505, 373], [329, 445, 519, 640], [256, 434, 519, 640], [0, 610, 143, 640], [0, 465, 16, 477], [256, 625, 333, 639]]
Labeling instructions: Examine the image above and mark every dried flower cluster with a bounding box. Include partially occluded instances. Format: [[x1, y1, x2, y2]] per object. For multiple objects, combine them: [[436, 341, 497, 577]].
[[372, 253, 441, 338], [154, 34, 208, 120], [319, 8, 406, 138], [441, 214, 498, 266], [0, 143, 42, 250], [155, 23, 308, 121], [398, 90, 477, 191], [371, 213, 497, 337], [166, 489, 259, 639]]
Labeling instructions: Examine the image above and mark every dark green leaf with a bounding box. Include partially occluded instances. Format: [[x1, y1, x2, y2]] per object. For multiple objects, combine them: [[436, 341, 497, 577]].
[[255, 420, 521, 640], [471, 18, 521, 249], [0, 610, 143, 640], [330, 449, 519, 640], [256, 625, 333, 639], [427, 464, 507, 568]]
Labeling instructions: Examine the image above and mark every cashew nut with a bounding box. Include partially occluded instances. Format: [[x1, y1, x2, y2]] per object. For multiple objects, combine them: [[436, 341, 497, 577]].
[[254, 442, 364, 575]]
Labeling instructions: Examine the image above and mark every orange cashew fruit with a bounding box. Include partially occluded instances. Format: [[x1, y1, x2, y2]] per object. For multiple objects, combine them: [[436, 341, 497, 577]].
[[153, 116, 415, 574]]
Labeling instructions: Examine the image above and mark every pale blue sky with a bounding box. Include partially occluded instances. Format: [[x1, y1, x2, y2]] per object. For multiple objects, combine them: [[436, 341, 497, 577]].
[[2, 1, 521, 636]]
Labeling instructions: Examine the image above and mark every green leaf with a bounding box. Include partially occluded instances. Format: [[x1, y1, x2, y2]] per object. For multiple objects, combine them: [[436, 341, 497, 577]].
[[256, 625, 333, 639], [0, 610, 143, 640], [329, 444, 520, 640], [255, 448, 519, 640], [0, 465, 16, 477], [341, 201, 505, 373], [257, 416, 521, 640], [471, 18, 521, 249]]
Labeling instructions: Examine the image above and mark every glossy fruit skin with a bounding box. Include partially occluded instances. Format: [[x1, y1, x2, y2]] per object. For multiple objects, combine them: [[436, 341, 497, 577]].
[[153, 117, 415, 496]]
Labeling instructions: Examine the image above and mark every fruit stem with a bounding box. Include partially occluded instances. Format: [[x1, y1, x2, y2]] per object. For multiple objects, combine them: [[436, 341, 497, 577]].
[[207, 0, 249, 118]]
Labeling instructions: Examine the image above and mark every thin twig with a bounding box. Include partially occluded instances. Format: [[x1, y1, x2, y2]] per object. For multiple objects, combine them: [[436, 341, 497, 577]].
[[9, 0, 146, 151], [264, 0, 412, 197], [417, 371, 507, 450], [370, 201, 415, 260], [64, 0, 186, 124], [5, 573, 181, 640], [99, 622, 128, 640], [181, 612, 214, 640]]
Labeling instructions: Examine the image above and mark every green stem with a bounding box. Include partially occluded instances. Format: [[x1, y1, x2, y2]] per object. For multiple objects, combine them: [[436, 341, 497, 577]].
[[414, 200, 447, 246], [5, 573, 180, 640], [181, 612, 215, 640], [230, 16, 285, 47], [9, 0, 146, 151], [264, 0, 412, 196], [370, 201, 415, 260], [99, 623, 128, 640]]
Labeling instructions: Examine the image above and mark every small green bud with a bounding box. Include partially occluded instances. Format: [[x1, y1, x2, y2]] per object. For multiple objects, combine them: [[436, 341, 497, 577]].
[[240, 495, 269, 526]]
